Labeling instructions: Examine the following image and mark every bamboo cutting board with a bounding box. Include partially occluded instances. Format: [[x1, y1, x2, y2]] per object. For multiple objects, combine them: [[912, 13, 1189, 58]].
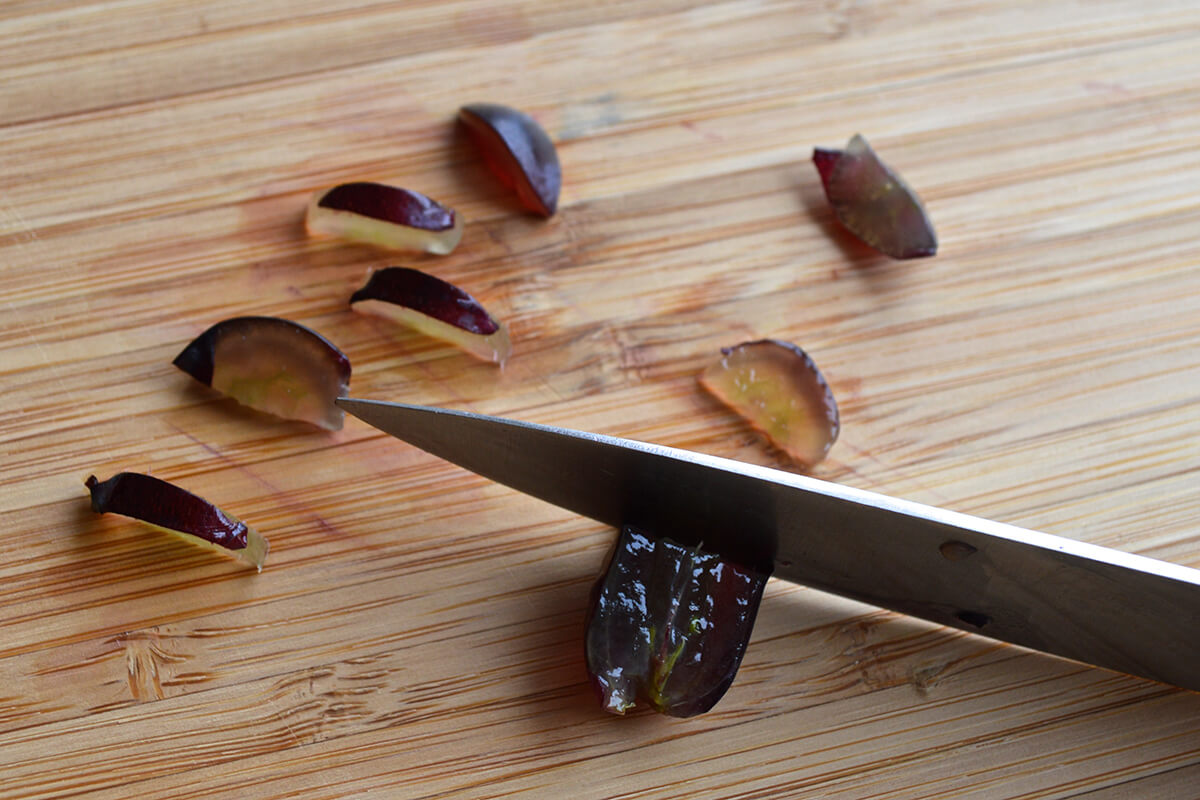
[[2, 1, 1199, 797]]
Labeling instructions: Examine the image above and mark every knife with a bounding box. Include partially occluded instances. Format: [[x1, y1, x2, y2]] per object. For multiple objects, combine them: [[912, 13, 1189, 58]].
[[336, 397, 1200, 693]]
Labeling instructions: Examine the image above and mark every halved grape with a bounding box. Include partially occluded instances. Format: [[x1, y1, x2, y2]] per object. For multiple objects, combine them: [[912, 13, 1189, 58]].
[[459, 103, 561, 217], [586, 525, 768, 717], [813, 134, 937, 259], [85, 472, 268, 570], [350, 267, 511, 365], [306, 182, 463, 255], [173, 316, 351, 430], [700, 339, 839, 467]]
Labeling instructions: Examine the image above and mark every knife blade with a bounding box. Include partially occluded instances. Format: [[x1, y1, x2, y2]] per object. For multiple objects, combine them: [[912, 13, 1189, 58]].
[[336, 396, 1200, 692]]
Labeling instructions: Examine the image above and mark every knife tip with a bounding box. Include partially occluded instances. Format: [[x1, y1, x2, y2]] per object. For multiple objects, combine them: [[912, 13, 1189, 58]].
[[335, 396, 377, 421]]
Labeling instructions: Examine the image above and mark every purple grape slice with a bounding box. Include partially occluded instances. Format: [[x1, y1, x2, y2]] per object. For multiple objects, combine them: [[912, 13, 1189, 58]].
[[350, 267, 511, 365], [306, 182, 463, 255], [813, 134, 937, 259], [586, 525, 768, 717], [85, 472, 268, 570], [459, 103, 561, 217], [173, 316, 351, 430]]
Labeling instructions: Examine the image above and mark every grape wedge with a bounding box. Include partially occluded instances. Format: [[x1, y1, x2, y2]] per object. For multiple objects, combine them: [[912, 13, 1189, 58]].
[[350, 267, 511, 365], [306, 182, 463, 255], [813, 134, 937, 259], [586, 525, 768, 717], [85, 472, 268, 570], [459, 103, 561, 217], [173, 316, 351, 430], [700, 339, 839, 467]]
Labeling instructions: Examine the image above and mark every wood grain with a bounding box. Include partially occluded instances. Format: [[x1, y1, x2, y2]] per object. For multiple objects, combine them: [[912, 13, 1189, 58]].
[[2, 1, 1199, 797]]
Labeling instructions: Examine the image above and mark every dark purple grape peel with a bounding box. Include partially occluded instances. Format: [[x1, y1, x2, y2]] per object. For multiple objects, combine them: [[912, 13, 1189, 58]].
[[173, 325, 219, 386], [459, 103, 561, 217], [586, 526, 769, 717], [812, 147, 841, 185], [813, 134, 937, 260], [316, 183, 456, 232], [85, 472, 268, 569]]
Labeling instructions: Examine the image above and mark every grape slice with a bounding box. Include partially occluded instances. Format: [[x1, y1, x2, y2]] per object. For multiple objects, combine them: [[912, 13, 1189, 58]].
[[350, 267, 511, 365], [813, 134, 937, 259], [306, 182, 463, 255], [459, 103, 561, 217], [173, 316, 351, 430], [700, 339, 839, 467], [85, 472, 268, 570], [586, 525, 768, 717]]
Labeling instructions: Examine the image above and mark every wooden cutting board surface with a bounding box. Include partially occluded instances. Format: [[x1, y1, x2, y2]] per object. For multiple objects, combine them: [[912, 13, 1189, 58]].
[[2, 1, 1199, 797]]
